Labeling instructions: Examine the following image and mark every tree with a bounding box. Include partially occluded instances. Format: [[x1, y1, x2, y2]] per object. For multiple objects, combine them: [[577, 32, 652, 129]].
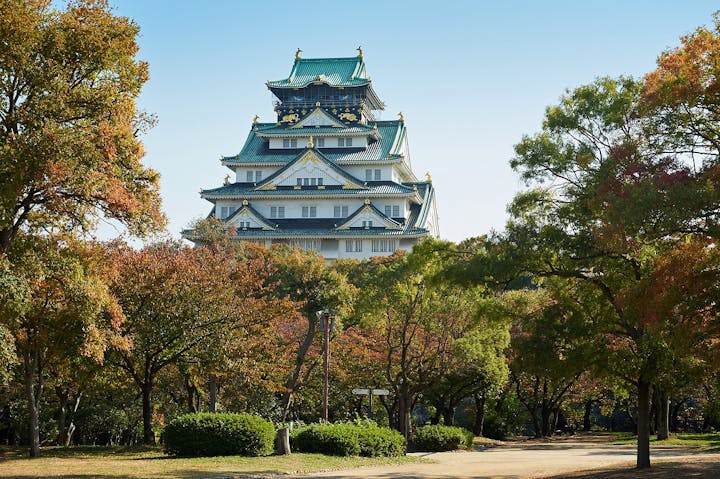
[[507, 284, 599, 437], [0, 0, 165, 253], [0, 235, 122, 457], [265, 245, 356, 421], [423, 295, 509, 433], [456, 73, 720, 468], [352, 240, 485, 440], [107, 241, 290, 444]]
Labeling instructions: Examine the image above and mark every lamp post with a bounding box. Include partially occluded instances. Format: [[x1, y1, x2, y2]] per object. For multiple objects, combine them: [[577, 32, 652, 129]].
[[317, 308, 334, 423]]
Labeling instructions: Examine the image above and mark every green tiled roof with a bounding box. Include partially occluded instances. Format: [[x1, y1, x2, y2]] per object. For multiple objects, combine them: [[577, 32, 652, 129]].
[[254, 124, 377, 138], [201, 182, 418, 200], [267, 57, 369, 89], [223, 121, 405, 165]]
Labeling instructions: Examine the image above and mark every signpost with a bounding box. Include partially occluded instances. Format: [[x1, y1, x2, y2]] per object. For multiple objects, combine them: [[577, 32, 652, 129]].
[[352, 388, 389, 420]]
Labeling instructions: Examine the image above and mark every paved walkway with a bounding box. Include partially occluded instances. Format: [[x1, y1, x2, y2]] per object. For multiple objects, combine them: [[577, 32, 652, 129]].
[[304, 439, 719, 479]]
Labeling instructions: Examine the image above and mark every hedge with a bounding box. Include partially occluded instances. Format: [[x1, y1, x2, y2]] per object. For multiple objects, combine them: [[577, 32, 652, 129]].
[[411, 425, 474, 451], [163, 413, 274, 457], [292, 422, 405, 457]]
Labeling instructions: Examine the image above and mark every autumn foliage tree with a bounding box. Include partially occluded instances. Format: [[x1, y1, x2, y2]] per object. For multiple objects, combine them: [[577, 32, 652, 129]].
[[0, 0, 164, 252], [0, 0, 164, 457], [107, 241, 293, 444]]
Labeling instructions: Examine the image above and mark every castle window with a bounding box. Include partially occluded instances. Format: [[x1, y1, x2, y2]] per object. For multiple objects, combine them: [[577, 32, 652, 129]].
[[372, 239, 397, 253], [270, 206, 285, 218], [374, 169, 381, 181], [338, 138, 345, 147], [345, 240, 362, 252], [384, 205, 391, 216], [289, 239, 321, 251], [362, 220, 373, 228], [365, 169, 372, 181], [317, 138, 325, 147], [298, 177, 323, 187], [238, 221, 250, 229], [283, 139, 298, 148], [334, 206, 349, 218], [302, 206, 317, 218], [255, 171, 262, 182], [246, 171, 253, 182], [393, 205, 400, 217]]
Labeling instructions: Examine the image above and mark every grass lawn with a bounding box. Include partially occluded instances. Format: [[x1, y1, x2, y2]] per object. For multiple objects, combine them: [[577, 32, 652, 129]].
[[0, 445, 421, 479], [609, 432, 720, 451]]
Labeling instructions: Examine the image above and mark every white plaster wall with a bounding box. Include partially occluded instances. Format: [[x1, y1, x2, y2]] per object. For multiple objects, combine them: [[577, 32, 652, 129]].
[[343, 166, 393, 182], [234, 167, 280, 183]]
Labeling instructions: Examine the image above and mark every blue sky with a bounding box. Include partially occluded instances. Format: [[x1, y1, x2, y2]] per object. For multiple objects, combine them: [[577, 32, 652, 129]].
[[107, 1, 718, 243]]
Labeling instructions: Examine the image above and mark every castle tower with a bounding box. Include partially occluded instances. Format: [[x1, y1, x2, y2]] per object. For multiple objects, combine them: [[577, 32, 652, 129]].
[[186, 50, 439, 260]]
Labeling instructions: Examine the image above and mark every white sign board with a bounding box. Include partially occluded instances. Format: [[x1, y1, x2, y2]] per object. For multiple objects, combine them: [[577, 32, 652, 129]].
[[371, 389, 389, 396], [352, 389, 370, 395]]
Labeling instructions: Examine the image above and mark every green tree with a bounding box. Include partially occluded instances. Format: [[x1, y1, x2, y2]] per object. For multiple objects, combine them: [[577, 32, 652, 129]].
[[352, 240, 484, 440], [0, 236, 121, 457], [507, 283, 600, 437], [458, 74, 720, 468]]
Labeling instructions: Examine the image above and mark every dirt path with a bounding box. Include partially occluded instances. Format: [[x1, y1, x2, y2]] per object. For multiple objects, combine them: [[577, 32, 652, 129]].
[[303, 439, 719, 479]]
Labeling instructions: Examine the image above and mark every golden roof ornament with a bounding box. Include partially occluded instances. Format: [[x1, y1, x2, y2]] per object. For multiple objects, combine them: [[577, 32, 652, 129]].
[[357, 46, 363, 59], [398, 111, 404, 122], [242, 199, 249, 206], [307, 135, 314, 148], [316, 101, 321, 107], [224, 174, 230, 185], [295, 48, 302, 60], [425, 172, 432, 182], [364, 198, 371, 205], [252, 114, 259, 125]]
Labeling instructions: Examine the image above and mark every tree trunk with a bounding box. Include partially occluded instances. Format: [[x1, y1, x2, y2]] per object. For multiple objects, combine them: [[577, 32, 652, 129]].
[[274, 427, 291, 455], [636, 379, 651, 469], [23, 348, 41, 458], [541, 406, 553, 437], [282, 312, 317, 421], [184, 376, 197, 413], [473, 393, 486, 436], [56, 387, 69, 446], [670, 399, 683, 432], [208, 375, 218, 413], [656, 389, 670, 440], [397, 394, 412, 443], [65, 393, 82, 447], [583, 399, 595, 432], [442, 404, 455, 426], [141, 379, 155, 445]]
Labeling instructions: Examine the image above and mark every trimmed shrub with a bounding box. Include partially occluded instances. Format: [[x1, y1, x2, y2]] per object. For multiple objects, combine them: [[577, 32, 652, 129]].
[[357, 424, 405, 457], [412, 425, 474, 451], [163, 412, 274, 457], [292, 422, 405, 457]]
